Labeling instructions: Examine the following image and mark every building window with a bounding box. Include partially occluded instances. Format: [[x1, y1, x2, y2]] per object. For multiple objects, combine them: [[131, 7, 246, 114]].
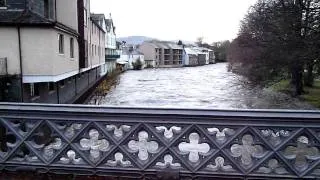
[[44, 0, 49, 18], [92, 23, 94, 34], [70, 38, 74, 58], [85, 40, 88, 58], [48, 82, 55, 91], [0, 0, 7, 7], [30, 83, 40, 97], [92, 45, 94, 56], [60, 80, 65, 87], [84, 8, 87, 26], [58, 34, 64, 54]]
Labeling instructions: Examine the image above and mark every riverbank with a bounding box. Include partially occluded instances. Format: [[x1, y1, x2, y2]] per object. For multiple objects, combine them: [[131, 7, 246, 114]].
[[85, 71, 121, 105], [270, 79, 320, 109]]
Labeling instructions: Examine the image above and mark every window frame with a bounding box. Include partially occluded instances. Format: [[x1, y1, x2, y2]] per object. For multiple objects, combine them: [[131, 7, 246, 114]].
[[59, 80, 65, 88], [85, 40, 88, 58], [30, 83, 40, 97], [70, 37, 74, 58], [58, 34, 64, 54], [0, 0, 7, 9], [48, 82, 55, 92], [92, 45, 94, 57], [44, 0, 49, 18], [84, 8, 88, 27]]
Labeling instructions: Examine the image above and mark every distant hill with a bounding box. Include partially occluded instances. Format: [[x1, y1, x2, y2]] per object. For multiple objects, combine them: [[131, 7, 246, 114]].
[[117, 36, 156, 45]]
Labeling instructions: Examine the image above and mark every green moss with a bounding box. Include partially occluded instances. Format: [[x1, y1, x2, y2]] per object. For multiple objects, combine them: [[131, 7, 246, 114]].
[[270, 79, 320, 108], [302, 80, 320, 108], [269, 79, 291, 92]]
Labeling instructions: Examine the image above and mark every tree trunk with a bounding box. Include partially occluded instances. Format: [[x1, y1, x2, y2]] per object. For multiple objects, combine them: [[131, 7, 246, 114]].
[[291, 64, 304, 96], [305, 62, 314, 87]]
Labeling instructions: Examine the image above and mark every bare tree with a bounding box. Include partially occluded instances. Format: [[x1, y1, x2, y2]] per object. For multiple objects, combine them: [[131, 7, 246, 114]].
[[196, 37, 204, 46], [228, 0, 320, 95]]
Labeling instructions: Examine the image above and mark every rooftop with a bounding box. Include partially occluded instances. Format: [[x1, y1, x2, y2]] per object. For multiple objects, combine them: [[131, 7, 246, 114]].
[[146, 40, 183, 49], [0, 10, 54, 25]]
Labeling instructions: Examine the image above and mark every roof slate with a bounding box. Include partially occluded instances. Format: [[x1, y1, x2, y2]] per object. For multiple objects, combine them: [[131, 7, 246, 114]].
[[0, 10, 53, 25], [122, 48, 144, 55], [146, 41, 183, 49]]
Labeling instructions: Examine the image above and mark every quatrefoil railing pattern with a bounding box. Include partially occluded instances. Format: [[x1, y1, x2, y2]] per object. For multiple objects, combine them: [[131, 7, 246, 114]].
[[0, 104, 320, 179]]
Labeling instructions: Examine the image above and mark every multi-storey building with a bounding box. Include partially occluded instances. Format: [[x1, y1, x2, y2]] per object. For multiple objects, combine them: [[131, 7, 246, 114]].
[[139, 41, 183, 68], [0, 0, 106, 103], [104, 13, 119, 74], [90, 13, 107, 76]]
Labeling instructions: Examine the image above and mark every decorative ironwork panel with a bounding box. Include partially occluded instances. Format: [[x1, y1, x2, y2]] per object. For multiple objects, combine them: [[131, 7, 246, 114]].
[[0, 103, 320, 179]]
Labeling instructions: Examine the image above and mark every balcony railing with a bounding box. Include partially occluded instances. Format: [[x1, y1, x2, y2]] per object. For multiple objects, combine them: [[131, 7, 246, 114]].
[[106, 54, 120, 60], [0, 103, 320, 179]]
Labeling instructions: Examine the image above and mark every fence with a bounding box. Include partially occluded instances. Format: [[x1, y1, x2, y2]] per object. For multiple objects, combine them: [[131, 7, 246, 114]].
[[0, 103, 319, 179]]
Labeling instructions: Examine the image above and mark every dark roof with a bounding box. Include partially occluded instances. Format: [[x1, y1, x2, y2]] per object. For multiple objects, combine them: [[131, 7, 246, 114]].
[[105, 18, 115, 33], [122, 48, 144, 55], [90, 13, 105, 22], [145, 40, 183, 50], [0, 10, 78, 36], [105, 18, 111, 26], [0, 10, 54, 25], [90, 13, 105, 33]]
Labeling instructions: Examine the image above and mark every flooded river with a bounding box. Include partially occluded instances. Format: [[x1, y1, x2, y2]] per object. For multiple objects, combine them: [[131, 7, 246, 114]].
[[88, 63, 315, 109]]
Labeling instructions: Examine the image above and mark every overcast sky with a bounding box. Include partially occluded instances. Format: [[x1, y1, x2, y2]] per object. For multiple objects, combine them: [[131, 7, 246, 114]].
[[91, 0, 257, 43]]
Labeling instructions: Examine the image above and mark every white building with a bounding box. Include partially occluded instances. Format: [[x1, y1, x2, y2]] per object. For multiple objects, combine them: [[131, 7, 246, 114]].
[[90, 13, 108, 76], [183, 48, 199, 66], [193, 47, 210, 65], [119, 47, 145, 70], [105, 13, 119, 74], [139, 41, 183, 68]]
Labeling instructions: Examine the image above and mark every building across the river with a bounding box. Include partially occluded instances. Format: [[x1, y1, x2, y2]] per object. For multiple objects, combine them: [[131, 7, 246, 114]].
[[119, 45, 145, 70], [139, 40, 216, 68], [183, 47, 199, 66], [139, 41, 183, 68]]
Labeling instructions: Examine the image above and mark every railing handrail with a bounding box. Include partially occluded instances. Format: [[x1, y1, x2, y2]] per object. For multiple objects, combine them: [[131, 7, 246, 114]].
[[0, 103, 319, 119]]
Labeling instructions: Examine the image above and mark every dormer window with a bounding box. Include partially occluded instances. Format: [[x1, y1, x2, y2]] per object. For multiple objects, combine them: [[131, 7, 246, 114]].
[[0, 0, 7, 8], [44, 0, 49, 17], [44, 0, 55, 19], [30, 0, 55, 19]]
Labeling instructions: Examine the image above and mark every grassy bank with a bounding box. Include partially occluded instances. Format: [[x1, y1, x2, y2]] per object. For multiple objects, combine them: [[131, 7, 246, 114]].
[[270, 79, 320, 108], [85, 71, 121, 104]]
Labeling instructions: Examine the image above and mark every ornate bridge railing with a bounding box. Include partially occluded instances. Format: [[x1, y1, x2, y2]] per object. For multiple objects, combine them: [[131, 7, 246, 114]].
[[0, 103, 320, 179]]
